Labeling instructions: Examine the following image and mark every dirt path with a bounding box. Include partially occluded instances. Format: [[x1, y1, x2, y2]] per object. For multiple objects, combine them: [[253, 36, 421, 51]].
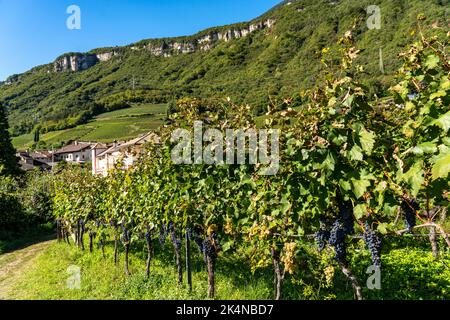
[[0, 240, 54, 299]]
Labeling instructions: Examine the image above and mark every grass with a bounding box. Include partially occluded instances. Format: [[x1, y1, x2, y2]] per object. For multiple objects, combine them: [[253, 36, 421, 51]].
[[7, 235, 450, 300], [8, 240, 274, 300], [12, 103, 167, 150], [95, 104, 168, 119]]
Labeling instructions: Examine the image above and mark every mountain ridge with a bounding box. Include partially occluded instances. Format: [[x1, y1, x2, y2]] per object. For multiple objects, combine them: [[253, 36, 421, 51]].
[[1, 0, 448, 140]]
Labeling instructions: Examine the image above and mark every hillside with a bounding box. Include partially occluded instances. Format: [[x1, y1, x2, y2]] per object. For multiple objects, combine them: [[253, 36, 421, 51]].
[[12, 103, 167, 150], [1, 0, 448, 139]]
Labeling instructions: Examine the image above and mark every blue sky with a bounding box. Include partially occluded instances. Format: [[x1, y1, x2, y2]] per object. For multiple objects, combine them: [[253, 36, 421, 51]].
[[0, 0, 280, 81]]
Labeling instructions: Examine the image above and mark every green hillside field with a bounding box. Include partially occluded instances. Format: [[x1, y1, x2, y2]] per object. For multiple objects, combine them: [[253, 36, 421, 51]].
[[12, 103, 167, 150]]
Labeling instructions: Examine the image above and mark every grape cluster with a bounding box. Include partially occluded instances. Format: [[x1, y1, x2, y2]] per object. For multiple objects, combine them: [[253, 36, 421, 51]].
[[315, 229, 330, 252], [172, 237, 182, 250], [121, 225, 132, 243], [190, 228, 205, 253], [315, 217, 330, 251], [329, 219, 347, 264], [168, 222, 181, 250], [109, 219, 117, 228], [186, 227, 192, 239], [363, 224, 382, 267], [145, 226, 152, 243], [203, 238, 217, 261], [79, 219, 85, 233], [159, 225, 168, 245], [401, 199, 419, 231], [339, 200, 355, 235]]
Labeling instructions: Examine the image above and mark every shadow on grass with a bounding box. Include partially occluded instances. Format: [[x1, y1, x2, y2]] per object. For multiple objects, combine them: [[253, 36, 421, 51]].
[[0, 223, 56, 254]]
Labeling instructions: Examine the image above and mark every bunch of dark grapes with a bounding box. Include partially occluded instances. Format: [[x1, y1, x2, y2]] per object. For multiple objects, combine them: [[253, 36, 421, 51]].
[[172, 235, 182, 250], [79, 219, 85, 233], [338, 200, 355, 235], [109, 219, 117, 228], [315, 230, 330, 252], [190, 228, 204, 253], [121, 224, 132, 243], [169, 223, 181, 250], [315, 217, 330, 251], [158, 225, 168, 245], [186, 227, 192, 239], [329, 219, 347, 264], [363, 224, 382, 267], [401, 199, 419, 231], [203, 238, 217, 261], [145, 226, 152, 243]]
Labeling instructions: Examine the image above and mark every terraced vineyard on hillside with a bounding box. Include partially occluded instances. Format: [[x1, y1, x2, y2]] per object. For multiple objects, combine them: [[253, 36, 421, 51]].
[[12, 103, 167, 150]]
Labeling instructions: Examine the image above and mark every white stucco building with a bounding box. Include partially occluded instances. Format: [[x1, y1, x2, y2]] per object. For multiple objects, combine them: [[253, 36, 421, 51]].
[[92, 133, 159, 176]]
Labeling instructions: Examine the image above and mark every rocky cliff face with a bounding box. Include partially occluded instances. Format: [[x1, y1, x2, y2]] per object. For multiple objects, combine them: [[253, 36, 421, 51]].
[[144, 18, 275, 57], [54, 52, 117, 72], [54, 18, 275, 72]]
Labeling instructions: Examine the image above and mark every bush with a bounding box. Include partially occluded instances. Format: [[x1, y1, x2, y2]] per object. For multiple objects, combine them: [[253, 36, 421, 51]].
[[0, 172, 54, 238]]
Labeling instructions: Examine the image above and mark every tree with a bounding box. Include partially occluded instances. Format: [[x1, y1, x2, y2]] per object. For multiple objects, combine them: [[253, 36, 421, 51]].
[[0, 104, 20, 175], [34, 127, 40, 143]]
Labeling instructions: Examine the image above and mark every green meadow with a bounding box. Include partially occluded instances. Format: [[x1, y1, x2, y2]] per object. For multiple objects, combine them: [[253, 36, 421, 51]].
[[12, 103, 167, 150]]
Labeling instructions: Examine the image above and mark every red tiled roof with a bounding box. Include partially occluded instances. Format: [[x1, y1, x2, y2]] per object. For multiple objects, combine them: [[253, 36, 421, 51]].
[[31, 151, 52, 159], [54, 143, 91, 155]]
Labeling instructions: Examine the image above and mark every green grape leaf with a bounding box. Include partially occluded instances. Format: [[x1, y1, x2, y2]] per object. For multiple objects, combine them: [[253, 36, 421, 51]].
[[339, 179, 352, 191], [377, 223, 388, 235], [402, 161, 424, 197], [353, 204, 366, 220], [351, 178, 371, 199], [429, 90, 446, 101], [431, 151, 450, 180], [349, 145, 364, 161], [432, 110, 450, 132], [424, 54, 439, 70], [411, 142, 438, 155], [359, 128, 376, 154]]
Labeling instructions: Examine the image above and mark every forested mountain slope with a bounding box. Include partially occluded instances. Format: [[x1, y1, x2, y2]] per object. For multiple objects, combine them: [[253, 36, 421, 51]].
[[1, 0, 448, 137]]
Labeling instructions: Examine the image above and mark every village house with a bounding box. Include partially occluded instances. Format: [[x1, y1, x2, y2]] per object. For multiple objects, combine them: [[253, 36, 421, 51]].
[[14, 133, 158, 175], [16, 151, 53, 171], [54, 141, 107, 164], [30, 151, 53, 163], [92, 132, 159, 176]]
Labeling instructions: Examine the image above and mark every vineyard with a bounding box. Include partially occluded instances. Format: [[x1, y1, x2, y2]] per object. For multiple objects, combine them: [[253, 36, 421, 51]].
[[47, 23, 450, 300]]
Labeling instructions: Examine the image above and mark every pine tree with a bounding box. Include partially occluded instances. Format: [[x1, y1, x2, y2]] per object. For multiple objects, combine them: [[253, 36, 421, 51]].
[[0, 104, 20, 175]]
